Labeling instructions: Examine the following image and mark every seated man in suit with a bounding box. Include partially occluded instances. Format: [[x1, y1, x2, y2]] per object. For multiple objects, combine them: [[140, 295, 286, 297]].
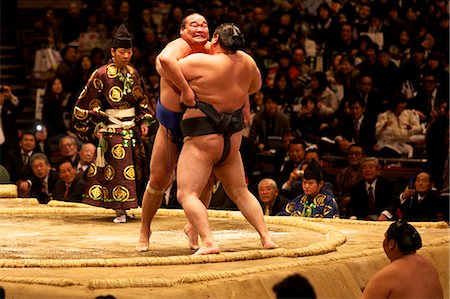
[[335, 97, 376, 156], [277, 160, 339, 218], [75, 142, 95, 177], [3, 132, 40, 183], [52, 158, 86, 202], [398, 172, 444, 221], [17, 153, 59, 203], [347, 157, 398, 220], [257, 178, 288, 216]]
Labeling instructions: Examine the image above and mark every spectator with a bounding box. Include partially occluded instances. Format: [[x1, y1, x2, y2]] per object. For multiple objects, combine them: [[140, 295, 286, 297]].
[[33, 6, 62, 50], [52, 158, 85, 203], [17, 153, 58, 204], [426, 102, 449, 189], [410, 72, 448, 123], [75, 143, 95, 176], [355, 74, 385, 119], [310, 3, 333, 49], [277, 160, 339, 218], [290, 47, 312, 95], [336, 97, 376, 156], [55, 45, 79, 102], [273, 274, 316, 299], [75, 55, 94, 92], [60, 1, 85, 45], [400, 43, 426, 93], [290, 96, 326, 145], [347, 157, 398, 220], [278, 138, 306, 186], [34, 123, 52, 160], [257, 178, 288, 216], [249, 95, 291, 153], [375, 94, 424, 158], [334, 55, 361, 101], [269, 72, 297, 115], [2, 132, 39, 183], [324, 23, 358, 69], [335, 144, 365, 214], [0, 164, 9, 183], [0, 84, 22, 162], [398, 172, 444, 221], [361, 221, 443, 299], [303, 71, 339, 119], [281, 150, 335, 200], [372, 48, 403, 99], [42, 77, 75, 146], [58, 136, 79, 165]]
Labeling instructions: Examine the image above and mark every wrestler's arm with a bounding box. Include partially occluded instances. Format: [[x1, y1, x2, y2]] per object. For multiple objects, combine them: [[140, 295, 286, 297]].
[[178, 53, 209, 81], [156, 39, 196, 106], [361, 268, 393, 299], [245, 53, 262, 124]]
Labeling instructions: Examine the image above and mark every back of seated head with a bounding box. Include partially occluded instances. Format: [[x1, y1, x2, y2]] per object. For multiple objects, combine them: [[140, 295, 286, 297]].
[[386, 221, 422, 254], [273, 274, 316, 299]]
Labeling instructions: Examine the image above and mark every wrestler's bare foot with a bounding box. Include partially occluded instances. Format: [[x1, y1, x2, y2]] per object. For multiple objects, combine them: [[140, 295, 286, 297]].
[[184, 223, 200, 250], [262, 236, 278, 249], [136, 230, 151, 252], [193, 244, 220, 255]]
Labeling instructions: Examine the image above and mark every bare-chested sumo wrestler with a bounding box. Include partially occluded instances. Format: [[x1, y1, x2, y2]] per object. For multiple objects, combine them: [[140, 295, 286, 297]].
[[177, 23, 277, 255]]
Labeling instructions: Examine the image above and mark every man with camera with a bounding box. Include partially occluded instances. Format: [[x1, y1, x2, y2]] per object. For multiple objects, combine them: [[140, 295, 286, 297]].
[[0, 84, 22, 164]]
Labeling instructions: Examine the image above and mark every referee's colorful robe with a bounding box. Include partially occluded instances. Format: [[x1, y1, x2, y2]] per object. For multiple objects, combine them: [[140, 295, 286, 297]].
[[72, 62, 154, 210]]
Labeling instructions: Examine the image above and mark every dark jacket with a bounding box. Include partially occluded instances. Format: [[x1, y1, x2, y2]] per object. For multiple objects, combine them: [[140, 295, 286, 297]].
[[400, 190, 443, 221], [29, 169, 59, 204], [52, 174, 86, 203], [347, 176, 398, 219]]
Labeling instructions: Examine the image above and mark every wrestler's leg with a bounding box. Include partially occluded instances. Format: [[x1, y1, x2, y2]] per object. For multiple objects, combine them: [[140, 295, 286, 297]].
[[137, 125, 178, 252], [177, 139, 219, 255], [184, 175, 214, 250], [214, 152, 277, 249]]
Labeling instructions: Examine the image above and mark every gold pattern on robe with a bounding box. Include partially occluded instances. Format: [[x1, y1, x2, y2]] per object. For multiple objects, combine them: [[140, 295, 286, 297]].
[[132, 85, 143, 100], [88, 185, 104, 200], [93, 78, 103, 91], [73, 106, 88, 120], [119, 102, 131, 109], [89, 99, 101, 109], [102, 187, 109, 200], [87, 163, 97, 177], [78, 87, 87, 99], [112, 185, 130, 201], [88, 69, 98, 81], [126, 65, 135, 75], [109, 86, 123, 102], [107, 127, 116, 134], [111, 144, 126, 159], [123, 165, 135, 180], [106, 64, 119, 78], [139, 97, 149, 109], [104, 165, 115, 181], [73, 122, 89, 133]]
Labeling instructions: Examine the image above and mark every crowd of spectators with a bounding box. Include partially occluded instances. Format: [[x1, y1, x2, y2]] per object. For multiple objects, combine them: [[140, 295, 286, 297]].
[[0, 0, 448, 220]]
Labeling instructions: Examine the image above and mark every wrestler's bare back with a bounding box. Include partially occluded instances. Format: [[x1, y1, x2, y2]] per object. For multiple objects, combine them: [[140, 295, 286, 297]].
[[157, 38, 210, 112], [362, 254, 443, 299], [179, 50, 260, 120]]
